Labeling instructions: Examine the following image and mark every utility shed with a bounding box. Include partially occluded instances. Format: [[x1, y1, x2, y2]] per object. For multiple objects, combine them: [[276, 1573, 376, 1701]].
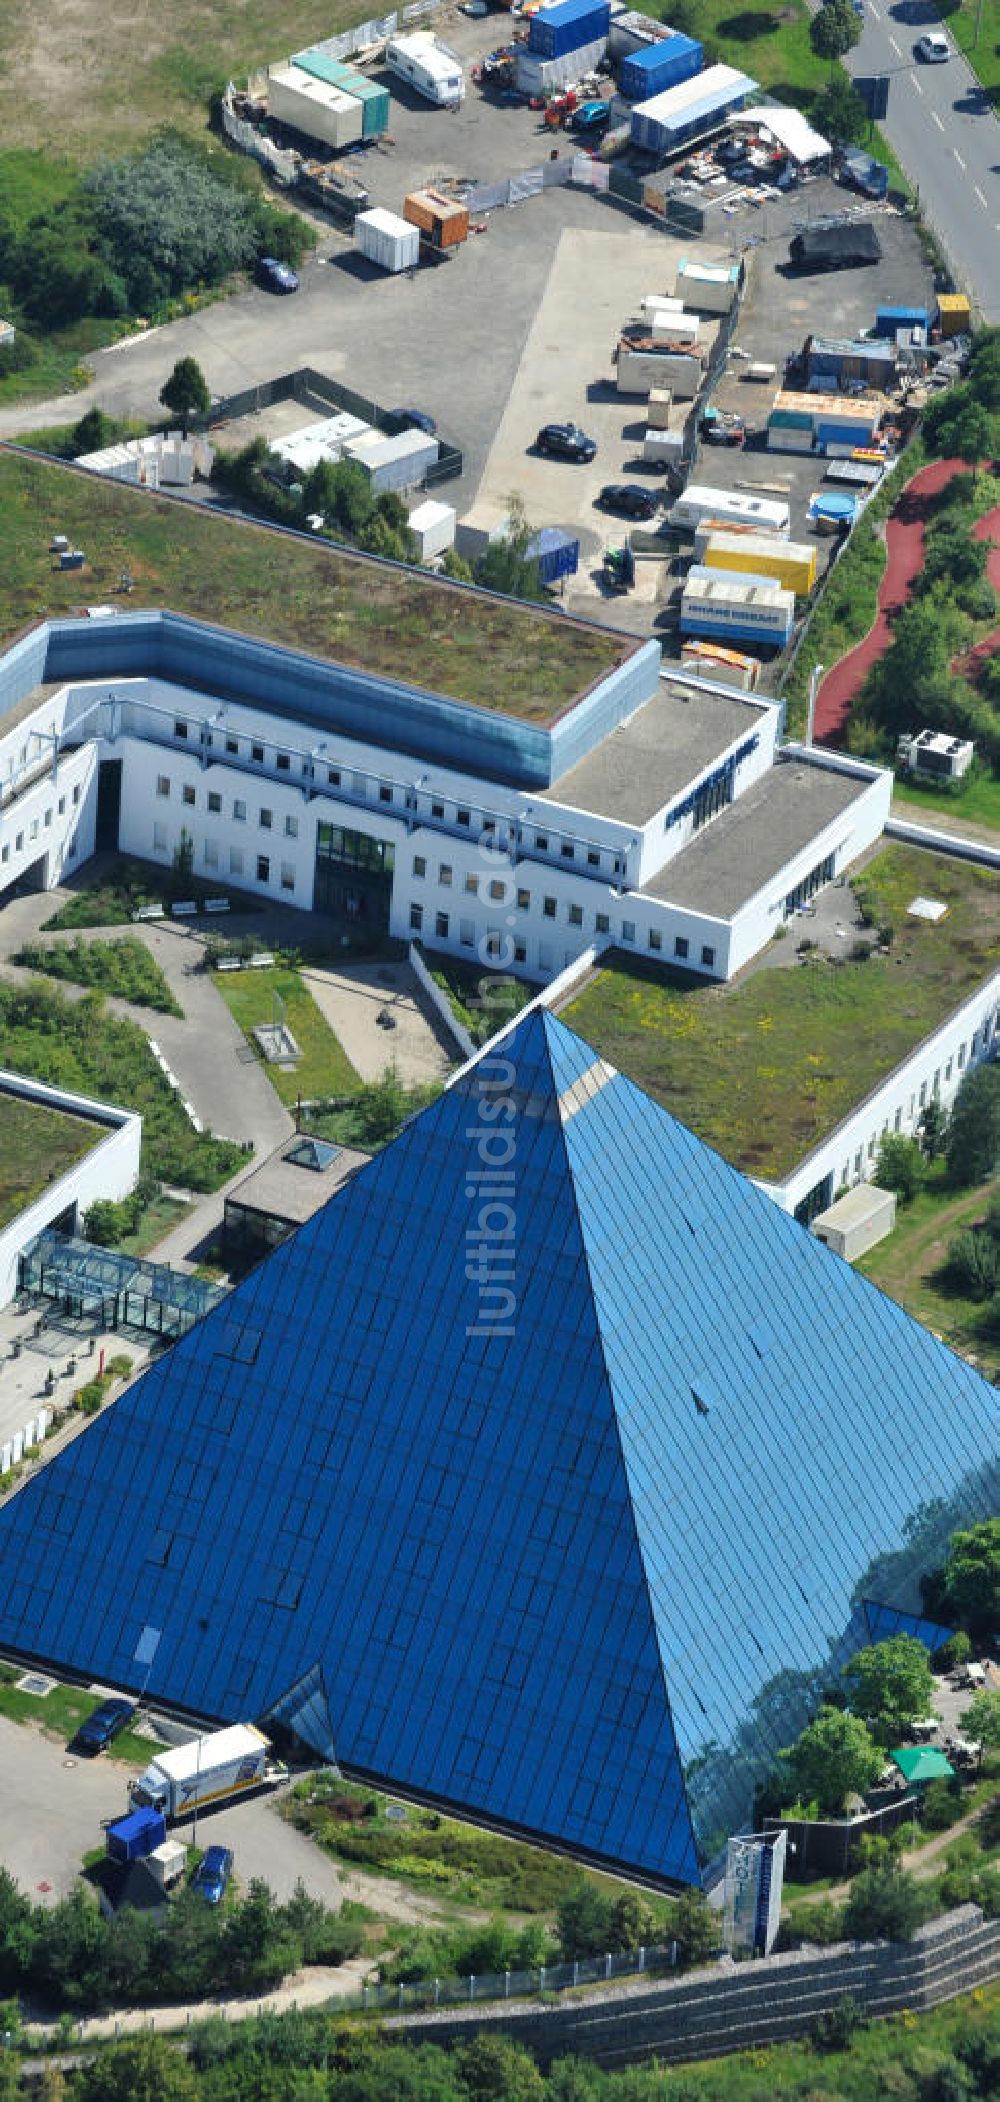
[[812, 1183, 896, 1261]]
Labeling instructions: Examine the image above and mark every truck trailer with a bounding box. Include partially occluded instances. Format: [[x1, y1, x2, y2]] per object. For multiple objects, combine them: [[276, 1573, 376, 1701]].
[[130, 1724, 276, 1821]]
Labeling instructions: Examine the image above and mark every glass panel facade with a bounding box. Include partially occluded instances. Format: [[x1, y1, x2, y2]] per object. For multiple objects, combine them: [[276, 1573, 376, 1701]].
[[0, 1015, 996, 1890]]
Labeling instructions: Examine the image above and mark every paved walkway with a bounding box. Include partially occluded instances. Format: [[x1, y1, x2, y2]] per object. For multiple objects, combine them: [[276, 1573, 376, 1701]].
[[300, 959, 456, 1086]]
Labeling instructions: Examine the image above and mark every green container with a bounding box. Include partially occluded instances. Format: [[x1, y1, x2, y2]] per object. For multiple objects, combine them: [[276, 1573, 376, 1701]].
[[293, 49, 389, 137]]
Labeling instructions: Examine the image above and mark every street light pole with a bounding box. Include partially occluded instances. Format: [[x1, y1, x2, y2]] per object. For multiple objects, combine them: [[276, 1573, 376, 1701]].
[[806, 663, 825, 747]]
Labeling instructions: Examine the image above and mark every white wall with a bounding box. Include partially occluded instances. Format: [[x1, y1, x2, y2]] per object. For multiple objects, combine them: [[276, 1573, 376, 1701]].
[[726, 757, 892, 979], [0, 1073, 142, 1307]]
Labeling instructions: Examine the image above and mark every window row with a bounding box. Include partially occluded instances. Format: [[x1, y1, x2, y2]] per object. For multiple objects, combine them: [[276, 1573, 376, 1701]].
[[174, 722, 295, 773], [841, 1013, 998, 1186], [0, 783, 80, 865], [408, 901, 715, 971], [151, 827, 295, 892], [155, 778, 299, 837]]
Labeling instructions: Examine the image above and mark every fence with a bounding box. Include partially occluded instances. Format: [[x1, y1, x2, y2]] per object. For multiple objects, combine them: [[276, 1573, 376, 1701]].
[[303, 0, 441, 63], [360, 1941, 680, 2014], [221, 90, 298, 186], [459, 152, 726, 241], [203, 366, 463, 487]]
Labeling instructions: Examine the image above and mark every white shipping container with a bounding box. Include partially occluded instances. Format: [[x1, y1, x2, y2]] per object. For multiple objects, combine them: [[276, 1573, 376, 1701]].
[[647, 387, 672, 429], [408, 498, 457, 559], [355, 207, 420, 274], [668, 483, 790, 533], [345, 428, 439, 492], [644, 427, 685, 461], [617, 346, 702, 398], [515, 37, 608, 94], [674, 256, 740, 313], [649, 310, 701, 344], [640, 294, 685, 321], [147, 1841, 187, 1889], [455, 503, 514, 562], [681, 571, 794, 639], [267, 65, 363, 150]]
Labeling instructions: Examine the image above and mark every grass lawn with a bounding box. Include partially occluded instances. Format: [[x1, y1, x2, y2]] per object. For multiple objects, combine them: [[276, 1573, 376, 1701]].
[[0, 1666, 164, 1767], [942, 0, 1000, 105], [856, 1161, 1000, 1377], [562, 843, 1000, 1182], [212, 966, 360, 1105], [0, 451, 624, 721], [0, 1092, 99, 1230], [14, 935, 182, 1015], [118, 1190, 192, 1256], [894, 773, 1000, 839], [426, 953, 538, 1048]]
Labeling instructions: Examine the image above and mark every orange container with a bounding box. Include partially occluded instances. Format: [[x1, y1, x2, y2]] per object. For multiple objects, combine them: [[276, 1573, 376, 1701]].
[[403, 188, 470, 249]]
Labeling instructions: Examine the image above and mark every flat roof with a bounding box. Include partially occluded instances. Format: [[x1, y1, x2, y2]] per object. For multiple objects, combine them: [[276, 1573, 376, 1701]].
[[541, 681, 770, 826], [225, 1137, 369, 1227], [642, 759, 867, 917], [0, 1089, 102, 1232]]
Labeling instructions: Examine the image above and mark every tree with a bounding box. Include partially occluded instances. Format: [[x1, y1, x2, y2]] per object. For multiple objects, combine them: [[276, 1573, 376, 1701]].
[[960, 1688, 1000, 1748], [780, 1706, 883, 1815], [556, 1881, 613, 1961], [842, 1636, 935, 1746], [926, 1519, 1000, 1638], [456, 2035, 546, 2102], [947, 1228, 1000, 1300], [476, 495, 547, 604], [672, 1887, 720, 1966], [923, 381, 997, 472], [919, 1096, 948, 1161], [874, 1133, 924, 1204], [606, 1890, 657, 1953], [814, 75, 868, 144], [842, 1847, 928, 1942], [73, 2034, 198, 2102], [946, 1066, 1000, 1186], [158, 356, 210, 437], [71, 406, 115, 457], [809, 0, 862, 64]]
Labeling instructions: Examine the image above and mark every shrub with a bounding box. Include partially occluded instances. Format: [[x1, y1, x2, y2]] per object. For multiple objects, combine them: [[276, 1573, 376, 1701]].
[[921, 1778, 965, 1832], [812, 1992, 867, 2052]]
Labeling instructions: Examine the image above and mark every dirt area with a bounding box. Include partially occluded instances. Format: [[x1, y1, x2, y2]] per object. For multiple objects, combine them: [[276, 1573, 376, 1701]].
[[300, 959, 458, 1084]]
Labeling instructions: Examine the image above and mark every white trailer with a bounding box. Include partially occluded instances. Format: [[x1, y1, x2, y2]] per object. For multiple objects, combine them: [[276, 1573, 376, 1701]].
[[129, 1723, 278, 1821], [267, 65, 364, 150], [668, 483, 790, 534], [354, 207, 420, 274], [385, 31, 464, 106]]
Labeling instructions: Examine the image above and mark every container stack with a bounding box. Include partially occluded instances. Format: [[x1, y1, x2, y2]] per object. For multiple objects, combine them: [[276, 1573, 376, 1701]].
[[630, 63, 754, 154], [608, 7, 674, 60], [701, 529, 817, 596], [616, 329, 705, 400], [619, 31, 702, 99], [355, 207, 421, 274], [680, 570, 795, 647], [267, 63, 363, 149], [516, 0, 611, 94], [292, 48, 390, 138], [766, 389, 882, 456]]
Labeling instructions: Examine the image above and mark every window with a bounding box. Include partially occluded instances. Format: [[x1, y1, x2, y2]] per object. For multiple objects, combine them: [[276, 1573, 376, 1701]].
[[379, 785, 392, 804], [538, 942, 553, 972], [58, 797, 65, 816], [959, 1043, 967, 1068], [233, 799, 246, 823], [701, 945, 715, 968], [281, 863, 295, 893], [15, 833, 23, 852], [203, 840, 219, 869], [72, 785, 80, 806], [674, 936, 689, 960], [226, 736, 239, 756], [894, 1107, 902, 1132], [230, 847, 243, 877], [543, 896, 556, 920], [439, 864, 453, 888], [854, 1150, 863, 1175], [153, 822, 167, 852], [251, 743, 265, 765], [431, 800, 445, 820], [946, 1058, 953, 1082], [182, 784, 196, 807], [621, 920, 635, 943], [435, 912, 449, 939], [29, 819, 38, 841], [516, 889, 530, 913], [568, 904, 583, 928], [208, 792, 222, 814], [260, 808, 273, 830], [613, 857, 624, 877], [0, 846, 7, 865], [596, 912, 610, 935], [457, 807, 470, 827], [919, 1081, 928, 1108], [156, 775, 170, 798], [648, 928, 662, 952], [460, 920, 475, 948], [277, 752, 291, 773], [284, 815, 298, 840], [485, 879, 503, 903], [257, 855, 270, 884], [410, 903, 423, 933], [328, 767, 341, 787], [44, 807, 52, 828], [535, 833, 549, 852], [413, 856, 426, 879], [465, 873, 479, 896], [174, 719, 188, 740], [514, 941, 527, 964], [587, 849, 600, 868], [560, 842, 574, 861]]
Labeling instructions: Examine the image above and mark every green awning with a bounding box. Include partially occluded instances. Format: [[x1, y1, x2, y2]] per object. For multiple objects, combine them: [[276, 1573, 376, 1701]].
[[890, 1745, 955, 1784]]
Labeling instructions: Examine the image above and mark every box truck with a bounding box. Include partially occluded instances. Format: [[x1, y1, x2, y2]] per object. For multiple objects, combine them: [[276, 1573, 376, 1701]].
[[129, 1724, 278, 1821]]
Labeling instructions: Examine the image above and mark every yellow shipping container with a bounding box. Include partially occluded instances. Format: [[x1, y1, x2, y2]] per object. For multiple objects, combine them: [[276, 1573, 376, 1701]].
[[703, 529, 817, 596], [937, 293, 972, 338]]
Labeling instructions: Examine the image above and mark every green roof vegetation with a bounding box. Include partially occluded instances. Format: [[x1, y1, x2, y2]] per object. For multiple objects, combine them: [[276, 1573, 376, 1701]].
[[0, 450, 625, 721], [562, 844, 1000, 1183], [0, 1089, 99, 1229]]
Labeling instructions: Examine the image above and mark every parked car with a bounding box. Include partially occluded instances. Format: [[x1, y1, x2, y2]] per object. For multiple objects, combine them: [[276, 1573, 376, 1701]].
[[535, 423, 597, 462], [192, 1845, 234, 1906], [389, 406, 437, 435], [916, 31, 950, 58], [71, 1696, 136, 1756], [569, 99, 610, 133], [257, 256, 299, 294], [597, 483, 657, 519]]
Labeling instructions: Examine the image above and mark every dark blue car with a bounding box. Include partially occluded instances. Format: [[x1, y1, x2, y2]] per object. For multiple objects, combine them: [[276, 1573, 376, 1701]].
[[192, 1845, 234, 1905], [71, 1696, 135, 1756]]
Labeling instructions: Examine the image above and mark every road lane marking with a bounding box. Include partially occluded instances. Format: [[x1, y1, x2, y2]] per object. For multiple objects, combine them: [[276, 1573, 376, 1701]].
[[911, 74, 923, 92], [889, 32, 901, 50], [954, 149, 966, 169], [976, 184, 988, 207], [932, 110, 944, 129]]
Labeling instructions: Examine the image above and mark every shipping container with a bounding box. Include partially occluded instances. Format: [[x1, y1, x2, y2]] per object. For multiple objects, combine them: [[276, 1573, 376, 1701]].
[[630, 63, 754, 153], [647, 386, 673, 428], [355, 207, 420, 274], [608, 7, 671, 58], [408, 499, 457, 560], [274, 413, 373, 476], [525, 526, 580, 584], [619, 32, 702, 100], [693, 515, 783, 556], [292, 50, 390, 137], [268, 65, 363, 149], [106, 1809, 167, 1865], [703, 529, 816, 594], [767, 425, 814, 454], [385, 31, 464, 106], [403, 188, 470, 251], [147, 1841, 187, 1889], [668, 483, 790, 533], [455, 503, 514, 562], [515, 38, 607, 92], [873, 304, 929, 338], [617, 342, 703, 397], [344, 428, 439, 493], [640, 294, 684, 320], [937, 292, 971, 337], [644, 426, 685, 461], [680, 571, 794, 644], [528, 0, 611, 61], [675, 255, 739, 313]]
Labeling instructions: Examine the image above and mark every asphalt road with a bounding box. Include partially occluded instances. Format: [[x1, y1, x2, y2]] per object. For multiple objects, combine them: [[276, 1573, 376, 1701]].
[[844, 2, 1000, 319]]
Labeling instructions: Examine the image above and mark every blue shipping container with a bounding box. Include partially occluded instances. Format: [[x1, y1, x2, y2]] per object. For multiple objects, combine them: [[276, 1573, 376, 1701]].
[[874, 304, 929, 337], [526, 528, 580, 585], [619, 33, 702, 100], [528, 0, 612, 60], [106, 1809, 167, 1865], [630, 69, 754, 153]]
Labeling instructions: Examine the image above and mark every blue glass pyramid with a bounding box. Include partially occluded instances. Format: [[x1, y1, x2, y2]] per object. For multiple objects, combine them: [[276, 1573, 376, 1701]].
[[0, 1008, 996, 1886]]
